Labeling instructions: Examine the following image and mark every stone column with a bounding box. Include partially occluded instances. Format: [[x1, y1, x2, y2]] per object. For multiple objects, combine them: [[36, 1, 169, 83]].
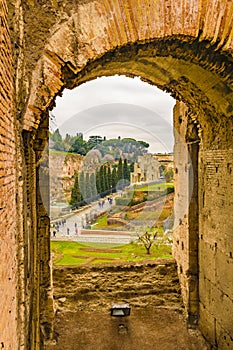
[[173, 101, 200, 326]]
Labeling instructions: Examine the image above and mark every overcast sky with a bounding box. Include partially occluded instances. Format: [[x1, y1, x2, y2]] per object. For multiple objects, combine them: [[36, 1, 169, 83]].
[[51, 75, 176, 153]]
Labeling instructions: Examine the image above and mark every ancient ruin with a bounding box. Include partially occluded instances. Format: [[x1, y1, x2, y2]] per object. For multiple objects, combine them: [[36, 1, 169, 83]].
[[1, 0, 233, 349], [130, 154, 160, 184]]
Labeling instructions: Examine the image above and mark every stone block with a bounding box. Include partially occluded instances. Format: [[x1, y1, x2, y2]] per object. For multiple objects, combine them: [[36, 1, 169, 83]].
[[216, 321, 233, 350], [199, 303, 216, 348], [199, 240, 216, 284], [199, 274, 213, 314], [215, 249, 233, 300], [211, 285, 233, 334]]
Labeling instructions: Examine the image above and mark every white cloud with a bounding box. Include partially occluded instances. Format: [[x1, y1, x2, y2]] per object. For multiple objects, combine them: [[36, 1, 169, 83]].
[[51, 75, 176, 153]]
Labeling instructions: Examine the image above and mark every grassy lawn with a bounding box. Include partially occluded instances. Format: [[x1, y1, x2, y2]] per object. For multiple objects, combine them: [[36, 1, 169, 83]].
[[124, 208, 172, 222], [134, 182, 174, 192], [51, 241, 172, 266], [91, 214, 121, 230]]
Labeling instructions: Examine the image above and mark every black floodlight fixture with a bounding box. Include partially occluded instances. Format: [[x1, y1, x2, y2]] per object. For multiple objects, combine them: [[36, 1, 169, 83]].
[[110, 303, 131, 317]]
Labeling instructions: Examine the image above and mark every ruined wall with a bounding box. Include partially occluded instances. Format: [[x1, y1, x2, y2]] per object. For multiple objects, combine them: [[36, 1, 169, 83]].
[[199, 149, 233, 349], [52, 260, 182, 313], [0, 1, 18, 348], [173, 101, 233, 349], [131, 154, 160, 184], [49, 151, 83, 204], [173, 101, 199, 325]]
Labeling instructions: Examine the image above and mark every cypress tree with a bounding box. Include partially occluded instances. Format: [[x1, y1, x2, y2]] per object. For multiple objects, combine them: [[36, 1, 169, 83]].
[[107, 166, 112, 191], [129, 162, 134, 173], [103, 166, 108, 192], [100, 165, 105, 194], [117, 157, 123, 181], [96, 169, 101, 195], [70, 171, 82, 206], [111, 167, 117, 192], [123, 158, 130, 181], [85, 172, 91, 201], [90, 172, 97, 200], [79, 171, 86, 202]]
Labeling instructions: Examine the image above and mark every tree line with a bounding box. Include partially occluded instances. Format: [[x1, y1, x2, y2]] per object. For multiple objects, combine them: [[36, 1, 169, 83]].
[[70, 158, 134, 207], [50, 129, 149, 161]]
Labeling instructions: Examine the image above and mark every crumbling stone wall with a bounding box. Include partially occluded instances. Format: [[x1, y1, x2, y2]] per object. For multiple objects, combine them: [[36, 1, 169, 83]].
[[198, 149, 233, 349], [0, 1, 18, 349], [173, 101, 200, 326], [173, 101, 233, 349], [50, 152, 83, 204], [52, 260, 182, 313], [1, 0, 233, 349]]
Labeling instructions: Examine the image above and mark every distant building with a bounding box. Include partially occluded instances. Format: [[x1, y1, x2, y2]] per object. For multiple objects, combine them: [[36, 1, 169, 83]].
[[130, 153, 174, 184], [130, 154, 160, 184], [155, 153, 174, 175]]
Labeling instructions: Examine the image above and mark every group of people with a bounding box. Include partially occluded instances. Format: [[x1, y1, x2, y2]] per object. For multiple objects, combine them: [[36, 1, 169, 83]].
[[51, 219, 77, 238], [51, 195, 114, 238], [98, 196, 113, 208], [51, 220, 66, 237]]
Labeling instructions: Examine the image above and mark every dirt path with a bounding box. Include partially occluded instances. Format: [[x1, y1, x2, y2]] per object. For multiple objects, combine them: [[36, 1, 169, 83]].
[[46, 308, 208, 350]]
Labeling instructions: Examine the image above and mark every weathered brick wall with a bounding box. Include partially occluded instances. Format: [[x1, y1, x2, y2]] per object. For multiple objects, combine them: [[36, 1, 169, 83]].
[[12, 0, 232, 132], [173, 101, 233, 349], [199, 149, 233, 349], [0, 1, 18, 348], [173, 101, 199, 325]]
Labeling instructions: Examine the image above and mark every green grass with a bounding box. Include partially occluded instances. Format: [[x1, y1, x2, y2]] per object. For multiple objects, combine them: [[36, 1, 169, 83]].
[[51, 241, 172, 266], [92, 259, 117, 264], [135, 182, 174, 192], [92, 214, 108, 228], [91, 214, 123, 230], [49, 149, 82, 156], [58, 256, 87, 265]]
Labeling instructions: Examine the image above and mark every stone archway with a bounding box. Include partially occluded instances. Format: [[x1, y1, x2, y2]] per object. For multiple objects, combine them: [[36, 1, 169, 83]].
[[3, 0, 233, 349]]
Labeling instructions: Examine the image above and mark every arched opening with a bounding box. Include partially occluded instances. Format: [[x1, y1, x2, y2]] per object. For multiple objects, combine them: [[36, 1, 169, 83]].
[[17, 5, 233, 349], [49, 75, 175, 216], [47, 78, 191, 348], [45, 73, 202, 347], [49, 77, 176, 246]]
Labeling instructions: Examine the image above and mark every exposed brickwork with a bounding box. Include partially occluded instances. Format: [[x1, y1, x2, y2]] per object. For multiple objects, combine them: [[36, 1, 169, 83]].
[[173, 101, 199, 325], [50, 152, 83, 204], [199, 149, 233, 349], [16, 0, 233, 131], [0, 1, 18, 349], [173, 101, 233, 348], [1, 1, 233, 349]]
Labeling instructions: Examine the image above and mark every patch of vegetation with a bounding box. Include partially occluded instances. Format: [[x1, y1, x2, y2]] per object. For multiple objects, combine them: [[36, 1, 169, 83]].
[[93, 214, 108, 227], [51, 241, 172, 266], [91, 259, 118, 265], [50, 129, 149, 160], [91, 214, 121, 230], [57, 255, 87, 265], [115, 182, 174, 207], [134, 182, 174, 192]]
